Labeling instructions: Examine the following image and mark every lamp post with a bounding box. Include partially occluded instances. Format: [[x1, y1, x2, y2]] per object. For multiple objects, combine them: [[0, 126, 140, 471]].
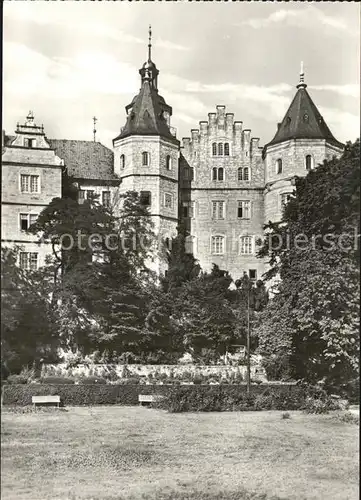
[[246, 284, 251, 394]]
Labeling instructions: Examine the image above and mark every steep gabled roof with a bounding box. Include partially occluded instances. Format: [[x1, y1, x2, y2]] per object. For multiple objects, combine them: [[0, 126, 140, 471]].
[[48, 139, 119, 183], [113, 81, 177, 143], [265, 85, 343, 149]]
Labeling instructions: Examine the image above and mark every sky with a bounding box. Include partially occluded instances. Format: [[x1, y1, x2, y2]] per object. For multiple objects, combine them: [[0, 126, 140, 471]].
[[3, 1, 360, 149]]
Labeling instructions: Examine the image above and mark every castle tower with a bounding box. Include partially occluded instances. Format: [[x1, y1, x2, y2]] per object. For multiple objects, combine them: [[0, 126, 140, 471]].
[[112, 27, 180, 273], [263, 64, 344, 224], [179, 105, 265, 282]]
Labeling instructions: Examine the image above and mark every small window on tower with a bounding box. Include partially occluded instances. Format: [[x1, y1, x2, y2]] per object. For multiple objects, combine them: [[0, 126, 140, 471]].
[[218, 168, 224, 181], [243, 167, 249, 181], [142, 152, 150, 166], [140, 191, 151, 207], [305, 155, 314, 171], [218, 143, 223, 156], [166, 155, 172, 170], [212, 143, 217, 156], [276, 159, 283, 174], [224, 143, 230, 156], [212, 167, 217, 181], [120, 154, 125, 169]]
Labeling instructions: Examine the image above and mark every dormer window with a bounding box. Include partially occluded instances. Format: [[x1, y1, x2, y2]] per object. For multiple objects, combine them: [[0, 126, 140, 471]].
[[303, 114, 309, 123], [142, 151, 149, 166], [24, 138, 36, 148], [120, 154, 125, 169], [276, 158, 283, 174], [166, 155, 171, 170]]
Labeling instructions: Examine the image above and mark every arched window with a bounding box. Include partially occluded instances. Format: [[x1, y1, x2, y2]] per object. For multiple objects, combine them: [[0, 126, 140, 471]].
[[166, 155, 171, 170], [212, 167, 217, 181], [142, 151, 149, 166], [305, 155, 313, 171], [224, 143, 229, 156], [218, 143, 223, 156], [243, 167, 249, 181], [238, 168, 243, 181], [120, 154, 125, 169], [276, 159, 282, 174], [212, 143, 217, 156], [218, 168, 224, 181]]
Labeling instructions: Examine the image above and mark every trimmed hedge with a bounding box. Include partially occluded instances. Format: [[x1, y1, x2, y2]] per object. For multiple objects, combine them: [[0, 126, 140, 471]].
[[2, 383, 301, 407]]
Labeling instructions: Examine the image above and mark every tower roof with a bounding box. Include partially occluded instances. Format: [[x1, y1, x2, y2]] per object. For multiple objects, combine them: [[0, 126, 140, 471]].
[[113, 80, 176, 143], [265, 66, 343, 149], [113, 26, 178, 144]]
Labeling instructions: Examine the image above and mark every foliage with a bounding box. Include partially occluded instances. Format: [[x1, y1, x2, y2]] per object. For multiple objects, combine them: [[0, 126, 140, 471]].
[[1, 247, 61, 373], [6, 374, 29, 385], [78, 376, 107, 385], [2, 383, 299, 407], [40, 376, 75, 384], [257, 140, 360, 386]]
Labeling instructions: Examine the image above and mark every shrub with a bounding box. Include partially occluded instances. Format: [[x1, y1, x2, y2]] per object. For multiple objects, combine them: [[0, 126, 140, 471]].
[[103, 367, 119, 383], [282, 412, 291, 419], [6, 374, 28, 384], [78, 377, 107, 385], [262, 355, 292, 381], [302, 396, 340, 414], [120, 378, 140, 385], [40, 376, 75, 384]]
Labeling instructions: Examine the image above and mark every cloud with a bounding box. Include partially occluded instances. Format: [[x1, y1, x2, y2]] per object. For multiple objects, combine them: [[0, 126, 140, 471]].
[[3, 43, 139, 98], [238, 6, 356, 35], [320, 107, 360, 143], [3, 2, 189, 51], [308, 84, 359, 98]]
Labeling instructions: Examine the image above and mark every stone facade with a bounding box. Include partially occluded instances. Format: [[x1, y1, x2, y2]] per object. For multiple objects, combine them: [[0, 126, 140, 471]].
[[1, 113, 63, 268]]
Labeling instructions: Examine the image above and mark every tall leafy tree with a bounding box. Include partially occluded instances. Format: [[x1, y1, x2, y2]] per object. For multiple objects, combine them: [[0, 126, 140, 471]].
[[257, 140, 360, 384]]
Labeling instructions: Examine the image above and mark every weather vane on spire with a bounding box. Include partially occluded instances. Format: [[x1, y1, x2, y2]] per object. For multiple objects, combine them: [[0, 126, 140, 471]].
[[93, 116, 97, 142], [148, 25, 152, 61]]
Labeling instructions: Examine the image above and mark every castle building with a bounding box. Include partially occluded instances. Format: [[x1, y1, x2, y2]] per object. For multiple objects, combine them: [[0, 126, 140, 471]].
[[1, 32, 344, 280]]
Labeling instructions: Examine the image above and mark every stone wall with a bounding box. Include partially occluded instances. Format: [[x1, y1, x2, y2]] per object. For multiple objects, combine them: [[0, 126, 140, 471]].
[[180, 105, 265, 280], [42, 362, 267, 382]]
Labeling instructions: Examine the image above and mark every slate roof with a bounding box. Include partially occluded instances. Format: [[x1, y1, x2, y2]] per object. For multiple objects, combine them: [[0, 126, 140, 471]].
[[48, 139, 119, 182], [265, 86, 344, 149], [113, 81, 178, 144]]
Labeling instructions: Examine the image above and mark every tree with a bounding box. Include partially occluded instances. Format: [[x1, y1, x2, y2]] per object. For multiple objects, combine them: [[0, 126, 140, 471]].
[[257, 140, 360, 385], [1, 247, 60, 373]]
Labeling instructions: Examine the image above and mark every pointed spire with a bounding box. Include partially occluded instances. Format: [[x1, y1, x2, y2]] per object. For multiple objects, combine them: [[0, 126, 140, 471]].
[[148, 25, 152, 62], [297, 61, 307, 89]]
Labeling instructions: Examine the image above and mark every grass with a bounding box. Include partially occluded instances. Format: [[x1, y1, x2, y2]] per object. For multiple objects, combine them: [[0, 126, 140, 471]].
[[1, 406, 359, 500]]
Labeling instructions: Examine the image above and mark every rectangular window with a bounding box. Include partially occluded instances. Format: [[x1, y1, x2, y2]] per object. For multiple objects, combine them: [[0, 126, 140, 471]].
[[238, 201, 251, 219], [78, 190, 85, 204], [102, 191, 111, 207], [140, 191, 151, 207], [182, 201, 194, 218], [240, 236, 253, 255], [164, 193, 173, 209], [280, 193, 292, 207], [24, 138, 36, 148], [19, 252, 38, 271], [20, 174, 39, 193], [211, 236, 224, 255], [86, 190, 94, 199], [212, 201, 225, 220], [249, 269, 257, 280], [20, 214, 37, 231], [142, 152, 149, 166]]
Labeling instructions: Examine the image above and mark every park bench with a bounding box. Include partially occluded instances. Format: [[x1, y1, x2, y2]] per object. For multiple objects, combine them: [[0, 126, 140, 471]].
[[32, 395, 60, 408], [138, 394, 164, 406]]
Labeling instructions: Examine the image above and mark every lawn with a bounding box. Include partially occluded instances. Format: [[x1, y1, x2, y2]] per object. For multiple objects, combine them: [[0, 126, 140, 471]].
[[1, 406, 359, 500]]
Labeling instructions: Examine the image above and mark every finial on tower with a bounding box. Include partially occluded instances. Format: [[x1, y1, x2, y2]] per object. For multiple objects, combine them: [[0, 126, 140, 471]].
[[93, 116, 97, 142], [297, 61, 307, 89], [148, 25, 152, 62]]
